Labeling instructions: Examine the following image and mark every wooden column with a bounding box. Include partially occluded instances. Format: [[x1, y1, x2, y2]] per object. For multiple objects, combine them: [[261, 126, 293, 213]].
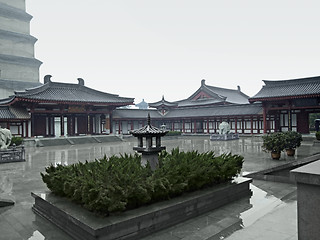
[[263, 105, 267, 134], [31, 107, 35, 137], [207, 119, 209, 134], [60, 115, 64, 136], [251, 116, 253, 134], [182, 120, 185, 133], [235, 117, 238, 133], [25, 121, 29, 138]]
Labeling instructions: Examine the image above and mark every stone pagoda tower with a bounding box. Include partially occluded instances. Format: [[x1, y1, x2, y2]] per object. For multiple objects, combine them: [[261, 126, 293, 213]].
[[0, 0, 42, 98]]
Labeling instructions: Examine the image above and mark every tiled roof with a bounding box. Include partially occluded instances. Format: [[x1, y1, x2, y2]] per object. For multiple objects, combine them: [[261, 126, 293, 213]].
[[176, 80, 249, 107], [204, 85, 249, 104], [113, 104, 262, 119], [130, 114, 168, 136], [0, 106, 30, 119], [175, 98, 225, 107], [13, 80, 134, 105], [112, 109, 161, 119], [249, 76, 320, 102], [164, 103, 263, 118], [149, 96, 178, 108]]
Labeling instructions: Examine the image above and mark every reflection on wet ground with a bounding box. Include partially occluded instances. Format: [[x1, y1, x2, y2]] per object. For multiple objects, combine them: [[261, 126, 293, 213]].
[[0, 136, 317, 239]]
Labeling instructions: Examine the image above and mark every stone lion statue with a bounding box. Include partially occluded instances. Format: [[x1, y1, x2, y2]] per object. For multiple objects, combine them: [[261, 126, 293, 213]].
[[0, 127, 12, 150], [219, 121, 231, 135]]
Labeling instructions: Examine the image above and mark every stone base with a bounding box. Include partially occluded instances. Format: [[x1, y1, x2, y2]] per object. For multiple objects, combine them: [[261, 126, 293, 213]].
[[32, 177, 252, 240], [0, 146, 25, 163], [210, 133, 239, 141], [141, 153, 159, 170]]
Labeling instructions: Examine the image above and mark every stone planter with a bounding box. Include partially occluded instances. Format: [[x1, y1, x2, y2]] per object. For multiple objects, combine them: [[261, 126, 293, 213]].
[[32, 177, 252, 240]]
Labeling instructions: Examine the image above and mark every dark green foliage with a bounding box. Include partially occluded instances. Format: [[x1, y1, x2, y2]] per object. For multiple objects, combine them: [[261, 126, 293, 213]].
[[166, 131, 182, 136], [316, 131, 320, 140], [10, 136, 23, 146], [262, 132, 286, 153], [41, 148, 243, 216], [283, 131, 303, 149]]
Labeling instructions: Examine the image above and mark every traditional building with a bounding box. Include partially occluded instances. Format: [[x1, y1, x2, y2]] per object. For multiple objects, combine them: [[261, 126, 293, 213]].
[[249, 76, 320, 134], [0, 0, 42, 99], [1, 76, 319, 137], [112, 80, 265, 134], [0, 75, 134, 137]]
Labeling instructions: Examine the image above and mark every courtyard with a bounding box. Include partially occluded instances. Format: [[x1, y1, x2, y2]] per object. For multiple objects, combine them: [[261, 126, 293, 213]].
[[0, 135, 319, 240]]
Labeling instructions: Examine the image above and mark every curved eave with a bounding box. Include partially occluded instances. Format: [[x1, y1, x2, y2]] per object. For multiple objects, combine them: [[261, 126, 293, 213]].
[[131, 132, 168, 137], [249, 93, 320, 103], [11, 97, 133, 106]]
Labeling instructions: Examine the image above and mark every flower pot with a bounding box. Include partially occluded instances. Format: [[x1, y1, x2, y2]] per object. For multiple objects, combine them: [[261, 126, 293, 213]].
[[286, 148, 295, 156], [271, 152, 281, 160]]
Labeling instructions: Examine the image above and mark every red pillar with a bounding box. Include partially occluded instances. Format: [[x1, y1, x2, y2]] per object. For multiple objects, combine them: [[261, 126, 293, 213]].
[[263, 107, 267, 134], [60, 115, 64, 136], [235, 118, 238, 133], [182, 120, 185, 133]]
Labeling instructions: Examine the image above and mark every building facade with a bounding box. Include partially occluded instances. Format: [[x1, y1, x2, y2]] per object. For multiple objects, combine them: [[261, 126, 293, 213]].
[[249, 76, 320, 134]]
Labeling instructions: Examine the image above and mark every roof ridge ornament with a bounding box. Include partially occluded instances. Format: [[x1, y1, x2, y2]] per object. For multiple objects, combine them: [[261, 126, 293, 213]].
[[44, 75, 52, 84], [77, 78, 85, 86]]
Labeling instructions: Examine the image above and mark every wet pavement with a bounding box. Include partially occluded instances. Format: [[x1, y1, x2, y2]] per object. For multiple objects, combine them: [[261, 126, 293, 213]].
[[0, 135, 319, 240]]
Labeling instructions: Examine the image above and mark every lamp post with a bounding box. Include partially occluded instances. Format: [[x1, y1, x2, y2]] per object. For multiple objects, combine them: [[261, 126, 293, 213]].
[[130, 114, 168, 170]]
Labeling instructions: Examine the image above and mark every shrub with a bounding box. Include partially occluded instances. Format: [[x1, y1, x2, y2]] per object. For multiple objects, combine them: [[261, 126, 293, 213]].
[[262, 132, 286, 153], [316, 131, 320, 140], [283, 131, 303, 149], [41, 148, 243, 216], [166, 131, 182, 136], [10, 136, 23, 146]]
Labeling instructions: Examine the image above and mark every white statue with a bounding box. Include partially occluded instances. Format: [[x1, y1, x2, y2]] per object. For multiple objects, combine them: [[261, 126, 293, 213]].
[[0, 127, 12, 150], [219, 122, 231, 135]]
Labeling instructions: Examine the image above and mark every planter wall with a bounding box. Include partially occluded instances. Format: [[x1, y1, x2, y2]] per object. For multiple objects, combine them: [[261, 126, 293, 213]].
[[32, 177, 252, 240]]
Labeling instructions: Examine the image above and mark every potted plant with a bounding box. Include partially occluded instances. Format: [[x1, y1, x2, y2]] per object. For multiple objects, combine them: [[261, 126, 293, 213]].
[[262, 132, 286, 160], [316, 131, 320, 141], [283, 131, 303, 156]]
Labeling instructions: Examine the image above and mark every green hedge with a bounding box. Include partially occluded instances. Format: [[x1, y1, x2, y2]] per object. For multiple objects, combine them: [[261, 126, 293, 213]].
[[10, 136, 23, 146], [166, 131, 182, 136], [41, 148, 243, 216]]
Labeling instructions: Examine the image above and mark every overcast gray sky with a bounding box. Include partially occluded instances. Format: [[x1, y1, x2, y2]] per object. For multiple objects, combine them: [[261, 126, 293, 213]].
[[26, 1, 320, 104]]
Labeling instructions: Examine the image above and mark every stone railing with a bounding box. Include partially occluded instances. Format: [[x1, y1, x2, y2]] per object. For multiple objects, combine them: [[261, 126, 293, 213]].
[[0, 145, 25, 163]]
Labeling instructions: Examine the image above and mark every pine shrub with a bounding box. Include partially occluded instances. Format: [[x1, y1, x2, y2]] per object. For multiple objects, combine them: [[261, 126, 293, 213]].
[[41, 148, 243, 216]]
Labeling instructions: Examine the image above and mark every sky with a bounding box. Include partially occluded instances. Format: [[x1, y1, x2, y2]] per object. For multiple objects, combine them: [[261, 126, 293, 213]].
[[26, 0, 320, 104]]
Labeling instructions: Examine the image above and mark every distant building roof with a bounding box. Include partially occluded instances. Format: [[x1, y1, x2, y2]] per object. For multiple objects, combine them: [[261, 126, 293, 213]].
[[149, 96, 178, 108], [186, 79, 249, 105], [164, 103, 263, 118], [249, 76, 320, 102], [150, 79, 249, 110], [3, 75, 134, 106], [113, 109, 160, 119], [113, 103, 262, 119], [135, 99, 149, 109]]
